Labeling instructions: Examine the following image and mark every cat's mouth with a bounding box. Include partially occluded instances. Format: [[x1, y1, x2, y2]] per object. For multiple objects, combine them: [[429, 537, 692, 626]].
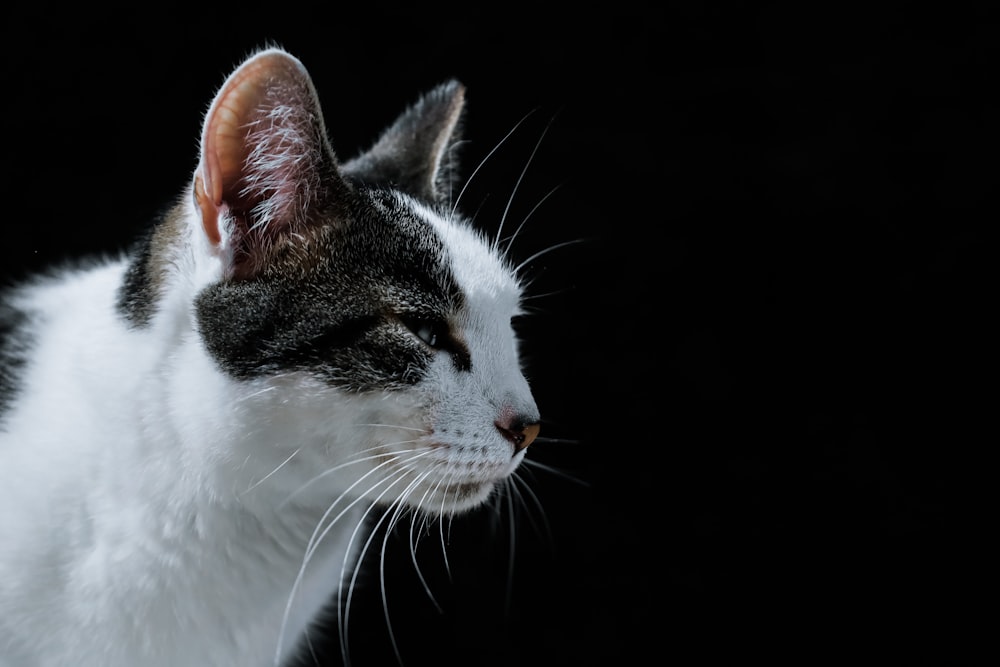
[[378, 442, 514, 512], [404, 474, 500, 514]]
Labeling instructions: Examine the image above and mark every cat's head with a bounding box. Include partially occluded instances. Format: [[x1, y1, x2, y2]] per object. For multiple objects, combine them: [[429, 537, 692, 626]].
[[154, 48, 540, 515]]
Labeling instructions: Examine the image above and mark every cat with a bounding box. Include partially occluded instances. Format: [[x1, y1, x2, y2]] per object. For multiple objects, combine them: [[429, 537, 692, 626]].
[[0, 46, 543, 667]]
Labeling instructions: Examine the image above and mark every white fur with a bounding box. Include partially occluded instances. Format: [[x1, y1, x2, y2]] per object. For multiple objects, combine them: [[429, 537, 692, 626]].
[[0, 186, 536, 666]]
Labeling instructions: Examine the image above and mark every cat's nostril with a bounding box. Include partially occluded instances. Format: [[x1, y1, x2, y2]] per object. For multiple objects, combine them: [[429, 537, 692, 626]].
[[494, 419, 541, 452]]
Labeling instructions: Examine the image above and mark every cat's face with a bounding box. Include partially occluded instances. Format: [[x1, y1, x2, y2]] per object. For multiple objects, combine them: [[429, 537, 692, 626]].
[[167, 49, 539, 517], [194, 189, 538, 515]]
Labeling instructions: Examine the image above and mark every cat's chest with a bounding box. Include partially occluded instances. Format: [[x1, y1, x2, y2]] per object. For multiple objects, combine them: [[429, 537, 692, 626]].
[[86, 499, 365, 667], [175, 505, 365, 667]]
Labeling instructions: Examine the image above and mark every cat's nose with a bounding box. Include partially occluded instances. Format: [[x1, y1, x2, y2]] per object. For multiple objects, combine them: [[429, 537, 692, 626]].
[[495, 417, 540, 452]]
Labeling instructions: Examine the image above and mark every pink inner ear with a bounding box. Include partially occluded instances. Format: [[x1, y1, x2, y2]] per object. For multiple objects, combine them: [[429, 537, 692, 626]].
[[195, 49, 319, 248]]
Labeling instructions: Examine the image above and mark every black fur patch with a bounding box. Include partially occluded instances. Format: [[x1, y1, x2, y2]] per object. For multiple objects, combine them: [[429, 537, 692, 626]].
[[0, 300, 30, 418], [116, 225, 159, 327], [116, 204, 184, 328], [195, 189, 468, 392]]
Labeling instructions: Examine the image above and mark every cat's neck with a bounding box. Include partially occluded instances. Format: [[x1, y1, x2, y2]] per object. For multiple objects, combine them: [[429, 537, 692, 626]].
[[18, 341, 369, 665]]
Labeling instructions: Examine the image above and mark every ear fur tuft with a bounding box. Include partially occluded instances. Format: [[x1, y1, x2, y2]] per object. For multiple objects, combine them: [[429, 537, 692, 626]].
[[194, 48, 345, 277]]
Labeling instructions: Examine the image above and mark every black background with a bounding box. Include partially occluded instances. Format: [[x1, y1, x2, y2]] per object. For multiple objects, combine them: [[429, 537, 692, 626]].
[[1, 3, 991, 666]]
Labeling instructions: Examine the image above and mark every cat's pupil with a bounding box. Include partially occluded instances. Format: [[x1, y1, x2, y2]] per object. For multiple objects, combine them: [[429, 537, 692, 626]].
[[399, 313, 442, 349], [401, 315, 473, 373], [410, 319, 444, 348], [417, 323, 437, 347]]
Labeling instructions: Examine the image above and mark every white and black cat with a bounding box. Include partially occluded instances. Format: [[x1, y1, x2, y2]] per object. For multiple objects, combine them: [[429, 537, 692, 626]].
[[0, 47, 542, 666]]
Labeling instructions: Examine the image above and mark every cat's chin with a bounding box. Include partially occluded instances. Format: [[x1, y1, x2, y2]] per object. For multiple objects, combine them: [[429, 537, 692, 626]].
[[414, 479, 499, 516]]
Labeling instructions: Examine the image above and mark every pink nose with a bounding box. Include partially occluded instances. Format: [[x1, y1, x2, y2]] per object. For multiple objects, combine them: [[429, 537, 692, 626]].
[[495, 419, 540, 452]]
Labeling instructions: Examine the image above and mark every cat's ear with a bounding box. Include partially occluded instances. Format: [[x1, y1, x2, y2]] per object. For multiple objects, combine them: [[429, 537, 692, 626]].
[[342, 80, 466, 207], [193, 48, 348, 277]]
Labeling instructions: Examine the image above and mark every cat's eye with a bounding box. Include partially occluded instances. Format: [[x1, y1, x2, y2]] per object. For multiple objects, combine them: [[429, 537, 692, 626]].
[[403, 316, 449, 350], [414, 322, 439, 347], [400, 314, 471, 371]]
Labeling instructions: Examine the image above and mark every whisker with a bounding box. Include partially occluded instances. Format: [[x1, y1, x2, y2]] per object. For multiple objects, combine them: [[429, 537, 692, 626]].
[[278, 443, 424, 508], [517, 284, 578, 305], [408, 484, 444, 613], [522, 458, 590, 487], [493, 112, 554, 254], [274, 449, 432, 666], [234, 384, 280, 401], [500, 182, 564, 259], [353, 423, 427, 433], [378, 473, 432, 667], [451, 108, 536, 220], [509, 471, 554, 552], [484, 482, 504, 538], [514, 238, 590, 275], [241, 447, 301, 495], [531, 436, 582, 445], [305, 450, 433, 561], [465, 192, 490, 229], [437, 471, 455, 582], [300, 629, 320, 667], [504, 482, 517, 616], [276, 472, 386, 667], [335, 471, 411, 666], [340, 471, 415, 666]]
